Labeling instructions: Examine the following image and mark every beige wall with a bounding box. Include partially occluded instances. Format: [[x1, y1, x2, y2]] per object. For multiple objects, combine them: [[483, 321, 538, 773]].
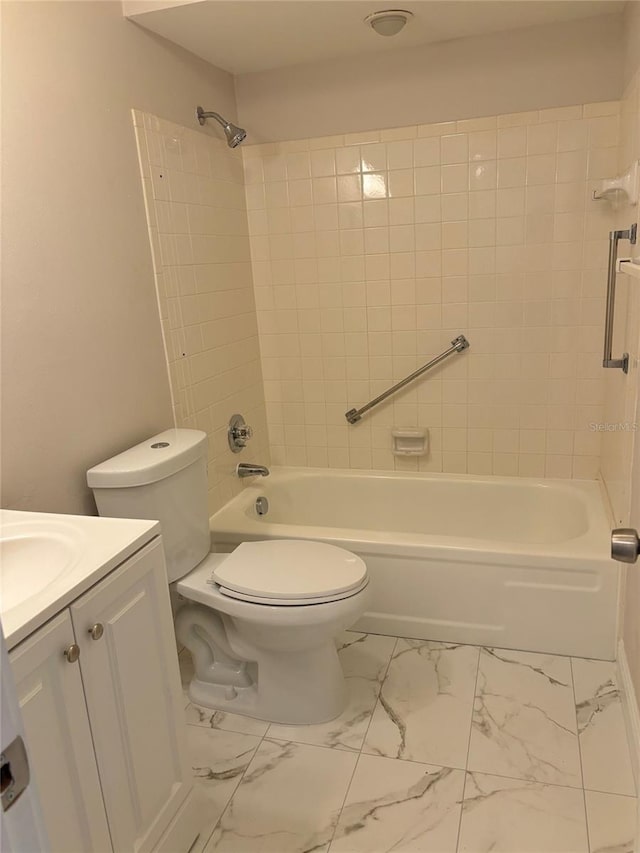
[[1, 1, 236, 514], [244, 102, 618, 476], [133, 110, 269, 516], [236, 15, 623, 144]]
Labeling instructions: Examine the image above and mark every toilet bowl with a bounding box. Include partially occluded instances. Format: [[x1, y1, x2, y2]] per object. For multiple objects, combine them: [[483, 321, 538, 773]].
[[174, 542, 370, 724], [87, 429, 370, 725]]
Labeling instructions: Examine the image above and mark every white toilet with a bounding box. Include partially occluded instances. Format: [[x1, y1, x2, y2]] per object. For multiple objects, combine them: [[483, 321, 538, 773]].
[[87, 429, 370, 725]]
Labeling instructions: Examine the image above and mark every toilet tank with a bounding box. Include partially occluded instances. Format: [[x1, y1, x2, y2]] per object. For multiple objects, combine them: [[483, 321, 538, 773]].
[[87, 429, 210, 582]]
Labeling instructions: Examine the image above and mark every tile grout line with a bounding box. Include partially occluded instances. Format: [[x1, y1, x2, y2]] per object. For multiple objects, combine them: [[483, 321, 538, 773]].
[[325, 634, 401, 852], [454, 643, 483, 853], [570, 656, 591, 853], [198, 722, 272, 853], [179, 646, 271, 853], [357, 634, 401, 756]]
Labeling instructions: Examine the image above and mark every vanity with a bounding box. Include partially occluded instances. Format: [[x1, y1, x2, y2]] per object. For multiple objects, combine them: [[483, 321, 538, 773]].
[[0, 509, 200, 853]]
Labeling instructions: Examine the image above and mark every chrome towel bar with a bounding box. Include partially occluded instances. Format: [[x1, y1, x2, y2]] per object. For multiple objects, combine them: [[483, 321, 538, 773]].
[[345, 335, 470, 424], [603, 223, 636, 373]]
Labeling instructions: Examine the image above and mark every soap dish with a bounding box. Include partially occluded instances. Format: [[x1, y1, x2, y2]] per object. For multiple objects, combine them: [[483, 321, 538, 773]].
[[391, 427, 428, 457]]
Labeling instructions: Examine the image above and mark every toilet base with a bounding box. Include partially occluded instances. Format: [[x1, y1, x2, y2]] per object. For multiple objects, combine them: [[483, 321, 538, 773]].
[[186, 639, 348, 725], [175, 601, 350, 725]]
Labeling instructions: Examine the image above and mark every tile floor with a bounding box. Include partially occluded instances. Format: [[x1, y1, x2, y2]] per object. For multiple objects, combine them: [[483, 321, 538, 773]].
[[179, 633, 638, 853]]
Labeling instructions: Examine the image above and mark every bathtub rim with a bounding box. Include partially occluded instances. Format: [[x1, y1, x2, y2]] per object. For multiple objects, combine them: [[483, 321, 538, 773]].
[[210, 466, 614, 568]]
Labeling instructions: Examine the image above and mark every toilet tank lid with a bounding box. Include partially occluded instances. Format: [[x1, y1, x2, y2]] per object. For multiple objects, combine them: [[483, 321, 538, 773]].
[[87, 429, 208, 488]]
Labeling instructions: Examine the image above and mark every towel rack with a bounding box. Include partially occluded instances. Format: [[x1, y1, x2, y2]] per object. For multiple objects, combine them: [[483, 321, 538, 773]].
[[345, 334, 470, 424], [603, 223, 637, 373]]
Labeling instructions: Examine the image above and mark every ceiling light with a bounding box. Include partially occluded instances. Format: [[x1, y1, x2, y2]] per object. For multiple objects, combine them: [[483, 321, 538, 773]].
[[364, 9, 413, 37]]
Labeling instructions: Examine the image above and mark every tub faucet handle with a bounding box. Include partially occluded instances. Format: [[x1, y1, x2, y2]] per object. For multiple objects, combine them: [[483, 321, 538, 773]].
[[228, 414, 253, 453], [611, 528, 640, 563]]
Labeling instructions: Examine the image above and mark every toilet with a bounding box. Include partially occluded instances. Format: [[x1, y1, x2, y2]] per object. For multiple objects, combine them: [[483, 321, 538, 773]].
[[87, 429, 370, 725]]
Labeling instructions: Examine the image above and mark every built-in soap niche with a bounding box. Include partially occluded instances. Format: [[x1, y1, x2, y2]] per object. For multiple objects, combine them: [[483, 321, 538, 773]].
[[392, 427, 428, 457]]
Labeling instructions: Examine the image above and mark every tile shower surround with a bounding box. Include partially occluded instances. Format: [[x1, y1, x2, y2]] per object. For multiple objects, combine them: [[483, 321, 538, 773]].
[[243, 103, 622, 478], [133, 110, 270, 515], [601, 68, 640, 526]]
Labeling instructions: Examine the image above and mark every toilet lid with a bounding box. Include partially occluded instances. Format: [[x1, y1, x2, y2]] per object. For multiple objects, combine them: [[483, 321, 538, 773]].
[[210, 540, 368, 602]]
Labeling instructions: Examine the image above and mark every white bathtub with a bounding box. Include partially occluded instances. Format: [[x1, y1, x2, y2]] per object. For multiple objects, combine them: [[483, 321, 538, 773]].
[[209, 468, 619, 660]]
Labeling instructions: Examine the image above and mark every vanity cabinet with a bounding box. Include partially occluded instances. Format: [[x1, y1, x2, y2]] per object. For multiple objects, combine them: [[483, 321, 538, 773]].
[[9, 537, 199, 853], [9, 609, 112, 852]]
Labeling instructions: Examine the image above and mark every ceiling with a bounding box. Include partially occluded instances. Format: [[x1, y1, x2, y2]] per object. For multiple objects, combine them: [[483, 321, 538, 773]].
[[123, 0, 626, 75]]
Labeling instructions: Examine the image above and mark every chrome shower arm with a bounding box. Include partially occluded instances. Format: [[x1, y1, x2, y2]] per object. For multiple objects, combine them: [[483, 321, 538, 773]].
[[197, 107, 227, 128], [196, 106, 247, 147]]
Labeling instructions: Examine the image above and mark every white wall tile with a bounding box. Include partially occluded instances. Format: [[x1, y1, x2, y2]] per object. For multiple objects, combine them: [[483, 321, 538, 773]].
[[245, 101, 619, 479], [135, 113, 270, 515]]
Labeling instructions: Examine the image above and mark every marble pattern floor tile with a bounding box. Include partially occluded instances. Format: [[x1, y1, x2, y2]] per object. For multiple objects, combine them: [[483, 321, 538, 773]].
[[572, 658, 636, 797], [186, 727, 263, 852], [362, 639, 479, 768], [185, 703, 271, 737], [267, 632, 397, 751], [180, 633, 638, 853], [457, 772, 589, 853], [584, 790, 638, 853], [329, 754, 465, 853], [467, 647, 582, 787], [205, 739, 358, 853]]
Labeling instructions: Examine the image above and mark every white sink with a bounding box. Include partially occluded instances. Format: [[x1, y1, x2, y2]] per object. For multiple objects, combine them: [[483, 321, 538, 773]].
[[0, 513, 84, 613], [0, 530, 80, 612], [0, 509, 160, 650]]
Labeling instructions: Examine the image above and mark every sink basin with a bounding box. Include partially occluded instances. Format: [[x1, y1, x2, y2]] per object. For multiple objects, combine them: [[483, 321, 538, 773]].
[[1, 536, 79, 612], [0, 508, 159, 651], [0, 511, 85, 614]]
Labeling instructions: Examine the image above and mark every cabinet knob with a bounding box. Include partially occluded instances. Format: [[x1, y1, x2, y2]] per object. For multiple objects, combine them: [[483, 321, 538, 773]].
[[63, 644, 80, 663], [88, 623, 104, 641]]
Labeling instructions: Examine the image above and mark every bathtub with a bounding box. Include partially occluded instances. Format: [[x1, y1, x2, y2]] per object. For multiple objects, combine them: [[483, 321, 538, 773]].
[[209, 468, 619, 660]]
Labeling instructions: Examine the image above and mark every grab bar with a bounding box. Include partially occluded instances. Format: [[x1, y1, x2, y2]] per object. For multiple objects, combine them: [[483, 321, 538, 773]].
[[603, 223, 637, 373], [345, 334, 470, 424]]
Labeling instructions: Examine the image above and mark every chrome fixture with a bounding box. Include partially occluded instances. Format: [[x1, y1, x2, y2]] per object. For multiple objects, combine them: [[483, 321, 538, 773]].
[[611, 528, 640, 563], [236, 463, 270, 478], [88, 623, 104, 641], [255, 496, 269, 516], [603, 223, 637, 373], [196, 107, 247, 148], [228, 414, 253, 453], [345, 335, 470, 424], [63, 643, 80, 663], [364, 9, 413, 36]]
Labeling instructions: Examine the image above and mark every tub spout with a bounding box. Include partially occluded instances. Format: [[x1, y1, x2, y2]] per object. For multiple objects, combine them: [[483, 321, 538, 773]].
[[236, 462, 270, 478]]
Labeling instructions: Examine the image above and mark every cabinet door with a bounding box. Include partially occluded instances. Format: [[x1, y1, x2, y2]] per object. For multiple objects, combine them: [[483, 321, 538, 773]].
[[9, 611, 112, 853], [71, 538, 192, 853]]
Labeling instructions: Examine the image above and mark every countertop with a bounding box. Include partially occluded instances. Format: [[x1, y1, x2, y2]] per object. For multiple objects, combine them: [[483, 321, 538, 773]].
[[0, 509, 160, 650]]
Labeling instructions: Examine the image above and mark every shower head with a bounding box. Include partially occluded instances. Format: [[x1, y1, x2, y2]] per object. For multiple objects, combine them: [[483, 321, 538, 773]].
[[196, 106, 247, 148]]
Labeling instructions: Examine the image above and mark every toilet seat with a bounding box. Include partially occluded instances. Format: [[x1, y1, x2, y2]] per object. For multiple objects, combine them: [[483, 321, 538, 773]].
[[216, 576, 369, 605], [208, 539, 368, 606]]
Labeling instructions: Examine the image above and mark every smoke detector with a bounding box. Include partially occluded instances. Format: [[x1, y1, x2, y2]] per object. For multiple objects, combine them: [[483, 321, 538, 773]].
[[364, 9, 413, 37]]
